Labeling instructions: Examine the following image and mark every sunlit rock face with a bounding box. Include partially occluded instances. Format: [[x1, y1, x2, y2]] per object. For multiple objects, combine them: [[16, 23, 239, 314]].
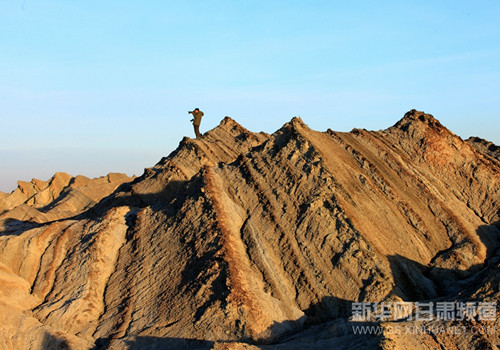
[[1, 111, 499, 349]]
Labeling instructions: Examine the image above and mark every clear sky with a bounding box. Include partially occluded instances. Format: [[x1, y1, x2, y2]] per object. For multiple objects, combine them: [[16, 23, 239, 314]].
[[1, 1, 499, 192]]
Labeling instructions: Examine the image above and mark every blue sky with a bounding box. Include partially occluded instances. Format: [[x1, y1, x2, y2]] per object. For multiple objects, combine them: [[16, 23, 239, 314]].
[[1, 1, 499, 192]]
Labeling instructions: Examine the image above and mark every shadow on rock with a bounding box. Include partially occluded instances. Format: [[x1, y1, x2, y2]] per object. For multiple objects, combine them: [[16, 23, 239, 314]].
[[41, 332, 70, 350]]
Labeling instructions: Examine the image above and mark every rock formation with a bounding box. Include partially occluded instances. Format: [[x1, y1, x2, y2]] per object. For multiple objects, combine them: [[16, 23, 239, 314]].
[[0, 172, 134, 224], [0, 110, 498, 349], [467, 136, 500, 161]]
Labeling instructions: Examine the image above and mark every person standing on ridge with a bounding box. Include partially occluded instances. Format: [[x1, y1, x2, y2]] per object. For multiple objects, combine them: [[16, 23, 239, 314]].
[[188, 108, 204, 139]]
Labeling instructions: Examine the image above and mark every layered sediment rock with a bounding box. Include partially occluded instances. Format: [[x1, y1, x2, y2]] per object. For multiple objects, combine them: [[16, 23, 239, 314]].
[[0, 111, 498, 349], [0, 172, 134, 224]]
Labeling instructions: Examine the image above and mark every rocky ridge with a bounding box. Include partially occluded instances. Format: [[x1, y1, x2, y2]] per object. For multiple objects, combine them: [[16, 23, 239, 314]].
[[467, 136, 500, 161], [0, 110, 498, 349], [0, 172, 134, 224]]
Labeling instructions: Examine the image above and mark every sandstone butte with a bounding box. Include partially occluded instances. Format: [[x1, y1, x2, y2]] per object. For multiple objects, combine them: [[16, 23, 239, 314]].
[[0, 109, 498, 350]]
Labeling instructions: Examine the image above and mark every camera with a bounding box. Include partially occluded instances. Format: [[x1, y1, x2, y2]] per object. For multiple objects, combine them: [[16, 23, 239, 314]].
[[188, 111, 192, 114]]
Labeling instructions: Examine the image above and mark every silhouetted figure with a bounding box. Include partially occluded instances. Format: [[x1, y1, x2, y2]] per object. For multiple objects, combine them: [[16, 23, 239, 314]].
[[188, 108, 204, 139]]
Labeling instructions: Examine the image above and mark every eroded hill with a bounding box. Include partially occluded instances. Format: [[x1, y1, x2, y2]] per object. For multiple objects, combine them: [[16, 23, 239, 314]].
[[0, 111, 498, 350]]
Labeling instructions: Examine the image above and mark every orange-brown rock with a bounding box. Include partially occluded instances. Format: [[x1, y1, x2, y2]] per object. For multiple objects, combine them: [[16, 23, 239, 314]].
[[0, 172, 135, 224], [0, 111, 498, 349]]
